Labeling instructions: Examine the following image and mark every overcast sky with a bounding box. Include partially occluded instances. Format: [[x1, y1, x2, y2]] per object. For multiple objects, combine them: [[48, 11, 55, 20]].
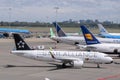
[[0, 0, 119, 23]]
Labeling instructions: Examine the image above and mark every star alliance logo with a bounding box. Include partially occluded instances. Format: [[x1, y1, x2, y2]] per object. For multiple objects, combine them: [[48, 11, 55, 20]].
[[17, 41, 25, 48]]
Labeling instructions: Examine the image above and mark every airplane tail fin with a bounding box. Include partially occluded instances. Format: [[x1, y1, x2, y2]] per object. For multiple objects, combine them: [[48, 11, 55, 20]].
[[98, 24, 108, 34], [50, 28, 55, 38], [13, 33, 31, 50], [53, 22, 66, 37], [78, 28, 82, 35], [80, 25, 101, 45]]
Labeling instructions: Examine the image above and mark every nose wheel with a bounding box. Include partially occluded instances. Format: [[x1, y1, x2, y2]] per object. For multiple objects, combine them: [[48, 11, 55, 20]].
[[97, 64, 100, 68]]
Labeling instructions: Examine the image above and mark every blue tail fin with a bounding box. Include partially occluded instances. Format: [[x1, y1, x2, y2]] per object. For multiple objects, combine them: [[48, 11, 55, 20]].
[[53, 22, 66, 37], [80, 25, 101, 45]]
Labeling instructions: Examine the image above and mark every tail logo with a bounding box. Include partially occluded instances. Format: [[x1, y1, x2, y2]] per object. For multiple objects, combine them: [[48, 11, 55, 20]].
[[85, 34, 93, 40], [101, 29, 106, 32], [17, 41, 25, 48]]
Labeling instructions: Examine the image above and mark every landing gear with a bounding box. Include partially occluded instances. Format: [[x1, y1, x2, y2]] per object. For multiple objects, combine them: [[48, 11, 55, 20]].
[[74, 42, 79, 45], [114, 49, 120, 57], [57, 41, 59, 43], [62, 63, 66, 68], [97, 64, 100, 68]]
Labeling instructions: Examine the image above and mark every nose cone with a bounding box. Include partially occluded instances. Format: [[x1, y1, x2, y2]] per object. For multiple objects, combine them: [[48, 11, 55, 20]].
[[105, 57, 113, 64]]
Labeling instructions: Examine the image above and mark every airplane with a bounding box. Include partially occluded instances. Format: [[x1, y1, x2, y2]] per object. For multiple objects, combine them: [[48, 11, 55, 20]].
[[50, 27, 85, 45], [11, 33, 113, 68], [50, 22, 120, 46], [98, 24, 120, 39], [80, 25, 120, 56], [0, 28, 31, 37]]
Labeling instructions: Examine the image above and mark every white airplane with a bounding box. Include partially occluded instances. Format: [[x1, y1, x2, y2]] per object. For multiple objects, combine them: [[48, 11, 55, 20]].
[[11, 34, 113, 68], [80, 25, 120, 56], [50, 22, 120, 46], [50, 27, 85, 45], [98, 24, 120, 39]]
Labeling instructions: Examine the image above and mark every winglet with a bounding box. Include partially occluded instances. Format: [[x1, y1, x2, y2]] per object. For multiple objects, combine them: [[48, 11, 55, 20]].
[[53, 22, 66, 37], [49, 47, 56, 59], [80, 25, 101, 45]]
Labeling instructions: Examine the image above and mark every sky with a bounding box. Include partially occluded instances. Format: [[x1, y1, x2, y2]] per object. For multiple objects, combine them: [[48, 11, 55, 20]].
[[0, 0, 119, 23]]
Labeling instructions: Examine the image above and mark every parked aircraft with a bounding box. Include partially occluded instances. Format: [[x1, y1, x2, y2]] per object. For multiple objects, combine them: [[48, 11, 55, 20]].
[[11, 34, 113, 68], [0, 28, 31, 37], [98, 24, 120, 39], [80, 25, 120, 56], [50, 22, 120, 46], [50, 27, 85, 45]]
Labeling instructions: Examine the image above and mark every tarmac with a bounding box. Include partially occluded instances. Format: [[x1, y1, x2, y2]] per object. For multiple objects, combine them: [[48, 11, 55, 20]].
[[0, 38, 120, 80]]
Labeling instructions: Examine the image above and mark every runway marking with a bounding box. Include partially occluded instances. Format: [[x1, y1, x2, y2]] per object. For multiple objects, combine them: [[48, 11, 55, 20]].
[[97, 74, 120, 80]]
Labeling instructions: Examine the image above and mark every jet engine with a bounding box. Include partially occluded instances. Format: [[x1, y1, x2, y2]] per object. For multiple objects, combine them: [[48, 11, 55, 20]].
[[74, 42, 79, 45], [71, 60, 84, 68], [3, 33, 9, 37], [114, 49, 118, 54], [76, 45, 87, 50], [3, 32, 13, 37], [57, 41, 59, 43], [113, 49, 120, 57]]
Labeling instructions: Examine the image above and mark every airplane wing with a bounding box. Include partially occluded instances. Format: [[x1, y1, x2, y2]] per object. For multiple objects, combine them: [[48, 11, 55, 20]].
[[49, 53, 84, 68], [85, 46, 97, 51], [76, 44, 97, 51], [76, 44, 87, 48], [55, 56, 80, 61], [86, 46, 97, 49]]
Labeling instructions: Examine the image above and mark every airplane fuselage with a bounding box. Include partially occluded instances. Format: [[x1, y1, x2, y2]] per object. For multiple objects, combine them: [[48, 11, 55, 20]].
[[86, 43, 120, 54], [51, 36, 120, 46], [99, 34, 120, 39], [11, 50, 113, 64]]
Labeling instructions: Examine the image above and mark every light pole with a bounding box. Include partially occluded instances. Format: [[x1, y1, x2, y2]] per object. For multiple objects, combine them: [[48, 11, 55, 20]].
[[54, 7, 59, 22], [46, 16, 49, 27], [8, 7, 12, 27]]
